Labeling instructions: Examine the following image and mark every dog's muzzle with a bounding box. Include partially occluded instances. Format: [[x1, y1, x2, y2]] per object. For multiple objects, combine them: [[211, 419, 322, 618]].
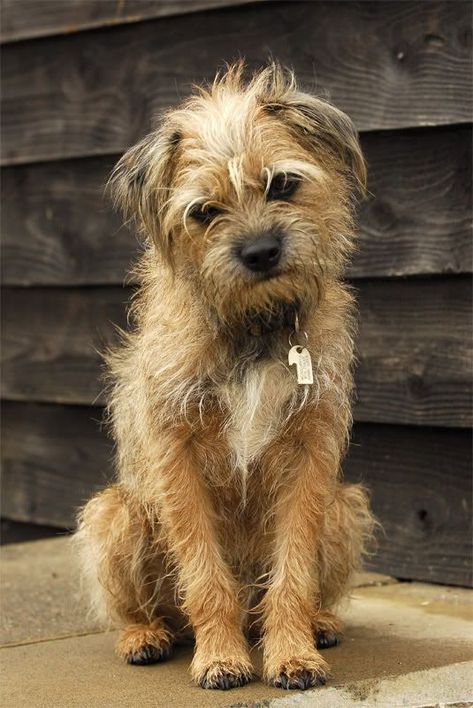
[[237, 231, 282, 273]]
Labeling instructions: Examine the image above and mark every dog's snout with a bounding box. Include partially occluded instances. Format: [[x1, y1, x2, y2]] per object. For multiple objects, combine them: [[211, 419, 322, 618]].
[[239, 234, 282, 272]]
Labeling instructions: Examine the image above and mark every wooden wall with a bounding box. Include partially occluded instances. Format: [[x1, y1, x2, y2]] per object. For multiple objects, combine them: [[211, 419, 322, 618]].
[[1, 0, 472, 586]]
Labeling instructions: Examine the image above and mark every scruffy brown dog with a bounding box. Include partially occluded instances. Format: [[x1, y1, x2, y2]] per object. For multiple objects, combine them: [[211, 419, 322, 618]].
[[76, 63, 375, 691]]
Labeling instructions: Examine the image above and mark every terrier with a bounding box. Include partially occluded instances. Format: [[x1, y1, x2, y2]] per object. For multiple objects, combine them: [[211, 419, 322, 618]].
[[76, 63, 375, 691]]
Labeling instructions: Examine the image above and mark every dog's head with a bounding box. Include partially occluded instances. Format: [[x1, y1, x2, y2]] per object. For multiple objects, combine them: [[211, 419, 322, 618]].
[[111, 63, 365, 327]]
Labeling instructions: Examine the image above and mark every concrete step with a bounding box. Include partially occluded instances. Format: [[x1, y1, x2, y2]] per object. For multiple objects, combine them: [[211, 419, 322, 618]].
[[1, 538, 472, 707]]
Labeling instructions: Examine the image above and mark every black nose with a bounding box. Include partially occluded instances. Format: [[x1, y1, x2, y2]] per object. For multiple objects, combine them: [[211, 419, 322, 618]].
[[239, 234, 282, 272]]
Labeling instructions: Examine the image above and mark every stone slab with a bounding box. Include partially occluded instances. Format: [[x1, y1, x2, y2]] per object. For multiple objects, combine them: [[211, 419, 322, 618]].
[[2, 630, 472, 708], [1, 538, 472, 707], [1, 537, 96, 646]]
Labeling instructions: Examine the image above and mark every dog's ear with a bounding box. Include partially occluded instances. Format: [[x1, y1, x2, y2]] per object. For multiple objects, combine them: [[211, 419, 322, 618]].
[[109, 127, 181, 262], [266, 93, 366, 194]]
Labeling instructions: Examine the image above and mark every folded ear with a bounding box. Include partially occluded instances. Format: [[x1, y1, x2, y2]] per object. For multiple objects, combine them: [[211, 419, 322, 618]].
[[109, 127, 181, 261], [266, 92, 366, 194]]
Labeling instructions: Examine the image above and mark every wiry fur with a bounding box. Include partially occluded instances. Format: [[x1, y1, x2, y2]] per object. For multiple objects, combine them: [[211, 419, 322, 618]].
[[75, 63, 375, 691]]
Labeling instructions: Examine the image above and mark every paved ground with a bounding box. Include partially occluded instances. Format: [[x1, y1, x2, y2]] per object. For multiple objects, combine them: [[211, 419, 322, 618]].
[[1, 538, 472, 707]]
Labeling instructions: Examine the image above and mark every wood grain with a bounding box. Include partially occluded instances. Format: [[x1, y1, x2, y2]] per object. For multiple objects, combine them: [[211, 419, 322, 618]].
[[356, 125, 472, 278], [1, 286, 127, 406], [355, 277, 472, 428], [1, 0, 269, 43], [1, 154, 129, 286], [2, 1, 471, 164], [2, 125, 471, 286], [2, 278, 471, 427], [344, 422, 472, 587], [1, 402, 112, 528], [2, 401, 470, 585]]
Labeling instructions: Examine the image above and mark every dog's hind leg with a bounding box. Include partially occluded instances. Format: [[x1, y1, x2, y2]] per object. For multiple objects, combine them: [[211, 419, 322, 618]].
[[314, 482, 375, 649], [75, 485, 176, 664]]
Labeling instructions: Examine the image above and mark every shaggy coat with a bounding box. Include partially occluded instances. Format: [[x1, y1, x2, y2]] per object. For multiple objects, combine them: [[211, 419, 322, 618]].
[[76, 64, 375, 691]]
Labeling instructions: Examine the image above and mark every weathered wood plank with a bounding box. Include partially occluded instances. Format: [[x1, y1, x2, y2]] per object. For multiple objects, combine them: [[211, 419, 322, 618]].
[[1, 155, 128, 286], [1, 286, 127, 406], [2, 125, 471, 285], [1, 0, 269, 43], [2, 401, 471, 585], [355, 277, 472, 428], [356, 125, 473, 278], [2, 278, 471, 427], [344, 422, 472, 587], [1, 402, 112, 528], [2, 1, 471, 164]]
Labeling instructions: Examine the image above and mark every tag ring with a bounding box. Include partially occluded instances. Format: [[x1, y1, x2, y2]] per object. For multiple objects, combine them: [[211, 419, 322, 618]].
[[288, 329, 309, 348]]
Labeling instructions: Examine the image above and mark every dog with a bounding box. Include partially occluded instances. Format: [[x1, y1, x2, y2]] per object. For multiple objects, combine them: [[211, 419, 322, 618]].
[[76, 63, 375, 691]]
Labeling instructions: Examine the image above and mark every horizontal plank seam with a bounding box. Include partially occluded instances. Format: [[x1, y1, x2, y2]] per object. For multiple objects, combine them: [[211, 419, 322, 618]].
[[2, 273, 472, 292], [1, 402, 470, 438], [3, 270, 473, 288], [0, 0, 266, 46], [2, 120, 472, 171], [1, 121, 471, 171], [2, 119, 473, 168], [1, 395, 470, 429]]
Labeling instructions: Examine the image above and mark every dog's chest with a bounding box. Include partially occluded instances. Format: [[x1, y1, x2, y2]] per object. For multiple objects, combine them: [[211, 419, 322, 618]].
[[220, 363, 296, 472]]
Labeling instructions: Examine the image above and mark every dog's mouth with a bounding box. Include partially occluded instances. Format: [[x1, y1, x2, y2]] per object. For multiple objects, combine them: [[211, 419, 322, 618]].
[[248, 264, 300, 284], [243, 299, 300, 335], [252, 269, 283, 282]]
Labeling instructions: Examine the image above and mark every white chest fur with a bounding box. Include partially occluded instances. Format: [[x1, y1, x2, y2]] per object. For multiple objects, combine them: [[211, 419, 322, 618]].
[[220, 361, 299, 475]]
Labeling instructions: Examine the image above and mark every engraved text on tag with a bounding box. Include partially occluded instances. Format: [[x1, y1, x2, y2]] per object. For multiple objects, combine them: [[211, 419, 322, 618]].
[[288, 345, 314, 385]]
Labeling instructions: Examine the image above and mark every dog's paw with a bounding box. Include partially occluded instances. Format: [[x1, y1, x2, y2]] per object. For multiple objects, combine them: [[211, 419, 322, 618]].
[[273, 668, 326, 690], [266, 654, 329, 690], [316, 631, 340, 649], [116, 621, 174, 666], [126, 643, 173, 665], [313, 610, 343, 650], [194, 659, 253, 690]]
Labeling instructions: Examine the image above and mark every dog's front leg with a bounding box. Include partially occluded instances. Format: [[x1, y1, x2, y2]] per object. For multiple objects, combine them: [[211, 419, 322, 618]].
[[261, 419, 340, 689], [152, 433, 252, 689]]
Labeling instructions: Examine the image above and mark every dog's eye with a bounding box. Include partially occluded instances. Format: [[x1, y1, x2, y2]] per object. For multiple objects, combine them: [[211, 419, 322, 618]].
[[190, 204, 221, 225], [267, 174, 300, 201]]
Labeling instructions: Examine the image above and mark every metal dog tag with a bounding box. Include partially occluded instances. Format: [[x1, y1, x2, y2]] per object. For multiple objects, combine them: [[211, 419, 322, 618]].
[[288, 345, 314, 385]]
